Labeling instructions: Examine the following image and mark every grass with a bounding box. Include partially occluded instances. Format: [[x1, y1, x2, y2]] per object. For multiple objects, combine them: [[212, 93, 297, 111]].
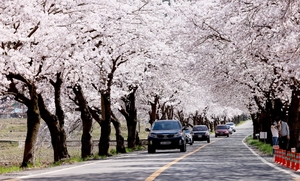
[[236, 120, 246, 126], [0, 165, 23, 174], [246, 135, 273, 156]]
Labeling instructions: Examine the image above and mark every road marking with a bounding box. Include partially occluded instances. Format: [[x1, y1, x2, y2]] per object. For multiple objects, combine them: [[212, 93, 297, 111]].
[[13, 159, 112, 179], [145, 140, 217, 181]]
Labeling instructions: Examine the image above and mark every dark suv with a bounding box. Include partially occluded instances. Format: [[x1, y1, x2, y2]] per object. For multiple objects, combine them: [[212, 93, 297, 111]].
[[146, 120, 186, 153], [192, 125, 210, 143]]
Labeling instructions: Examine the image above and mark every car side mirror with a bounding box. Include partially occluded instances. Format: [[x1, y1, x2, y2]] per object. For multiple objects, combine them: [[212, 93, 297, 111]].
[[145, 128, 150, 132]]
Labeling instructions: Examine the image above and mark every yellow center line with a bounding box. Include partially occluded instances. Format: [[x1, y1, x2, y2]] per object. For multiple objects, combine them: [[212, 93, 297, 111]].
[[145, 140, 218, 181]]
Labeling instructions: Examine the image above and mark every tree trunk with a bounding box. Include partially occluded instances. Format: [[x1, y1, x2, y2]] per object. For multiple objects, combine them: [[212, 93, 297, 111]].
[[38, 96, 69, 162], [37, 73, 70, 162], [119, 87, 139, 149], [148, 95, 159, 126], [73, 84, 93, 158], [21, 91, 41, 167], [160, 103, 174, 120], [111, 115, 126, 153], [251, 113, 260, 139], [98, 93, 111, 156], [21, 104, 41, 167], [6, 73, 41, 167], [288, 89, 300, 152]]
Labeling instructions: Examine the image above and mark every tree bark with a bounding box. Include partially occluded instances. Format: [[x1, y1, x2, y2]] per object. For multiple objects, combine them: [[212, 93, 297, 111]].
[[148, 95, 159, 126], [21, 103, 40, 167], [160, 103, 174, 120], [72, 84, 93, 158], [119, 86, 139, 149], [38, 73, 69, 162], [38, 96, 70, 162], [288, 89, 300, 151], [6, 74, 41, 168], [251, 113, 260, 140], [98, 93, 111, 156], [111, 114, 126, 153]]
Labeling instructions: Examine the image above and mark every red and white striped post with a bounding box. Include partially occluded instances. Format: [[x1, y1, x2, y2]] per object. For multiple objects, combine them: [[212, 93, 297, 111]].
[[295, 153, 300, 171]]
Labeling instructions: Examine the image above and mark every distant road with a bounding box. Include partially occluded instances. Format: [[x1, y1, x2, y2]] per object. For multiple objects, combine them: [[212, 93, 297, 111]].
[[1, 120, 300, 181]]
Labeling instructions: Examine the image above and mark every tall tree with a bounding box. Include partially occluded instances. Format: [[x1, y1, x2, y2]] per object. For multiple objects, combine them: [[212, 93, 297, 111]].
[[72, 83, 93, 158], [119, 85, 138, 149], [38, 72, 70, 162], [5, 74, 41, 167]]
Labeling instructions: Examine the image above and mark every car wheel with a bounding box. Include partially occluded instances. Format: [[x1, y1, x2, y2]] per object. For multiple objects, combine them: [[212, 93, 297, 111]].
[[227, 134, 229, 137], [207, 138, 210, 143], [190, 142, 193, 145], [180, 143, 186, 152], [148, 146, 155, 153], [215, 135, 217, 138]]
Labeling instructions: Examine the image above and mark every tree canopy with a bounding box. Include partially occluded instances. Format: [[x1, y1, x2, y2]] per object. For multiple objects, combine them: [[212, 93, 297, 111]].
[[1, 0, 300, 158]]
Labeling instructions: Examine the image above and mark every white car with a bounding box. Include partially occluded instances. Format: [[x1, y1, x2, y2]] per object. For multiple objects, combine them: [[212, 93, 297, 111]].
[[226, 125, 233, 134], [226, 122, 236, 132]]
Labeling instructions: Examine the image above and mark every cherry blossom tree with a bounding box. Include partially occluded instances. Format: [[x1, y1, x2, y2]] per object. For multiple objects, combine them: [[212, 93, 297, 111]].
[[170, 0, 300, 148], [0, 0, 83, 166], [6, 0, 300, 165]]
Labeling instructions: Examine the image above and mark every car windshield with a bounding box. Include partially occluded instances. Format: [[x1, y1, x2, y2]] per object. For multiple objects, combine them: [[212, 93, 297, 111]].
[[193, 126, 207, 131], [217, 125, 227, 129], [226, 123, 233, 126], [152, 121, 181, 130]]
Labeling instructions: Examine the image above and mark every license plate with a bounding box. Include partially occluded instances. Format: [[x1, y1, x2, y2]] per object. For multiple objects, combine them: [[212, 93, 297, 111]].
[[160, 141, 171, 145], [198, 135, 202, 138]]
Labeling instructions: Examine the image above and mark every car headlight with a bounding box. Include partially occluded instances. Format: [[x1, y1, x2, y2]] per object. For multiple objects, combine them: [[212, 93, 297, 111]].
[[149, 133, 158, 138], [174, 131, 183, 137]]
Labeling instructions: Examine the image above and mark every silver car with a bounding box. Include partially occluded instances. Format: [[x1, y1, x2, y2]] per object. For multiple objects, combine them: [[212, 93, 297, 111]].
[[184, 128, 193, 145], [226, 122, 236, 132]]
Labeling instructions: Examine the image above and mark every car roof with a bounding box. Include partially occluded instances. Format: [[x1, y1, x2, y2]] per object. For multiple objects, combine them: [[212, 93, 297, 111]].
[[216, 124, 227, 127], [155, 120, 179, 122], [194, 125, 207, 127]]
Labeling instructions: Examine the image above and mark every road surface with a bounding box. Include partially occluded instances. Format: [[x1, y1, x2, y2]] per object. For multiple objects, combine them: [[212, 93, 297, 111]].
[[1, 120, 300, 181]]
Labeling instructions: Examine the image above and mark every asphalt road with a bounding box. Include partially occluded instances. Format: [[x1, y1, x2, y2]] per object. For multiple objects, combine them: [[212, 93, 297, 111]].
[[1, 120, 300, 181]]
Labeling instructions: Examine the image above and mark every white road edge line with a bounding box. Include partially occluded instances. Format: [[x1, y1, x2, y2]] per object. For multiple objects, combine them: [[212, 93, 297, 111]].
[[243, 133, 300, 178], [17, 159, 112, 179]]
